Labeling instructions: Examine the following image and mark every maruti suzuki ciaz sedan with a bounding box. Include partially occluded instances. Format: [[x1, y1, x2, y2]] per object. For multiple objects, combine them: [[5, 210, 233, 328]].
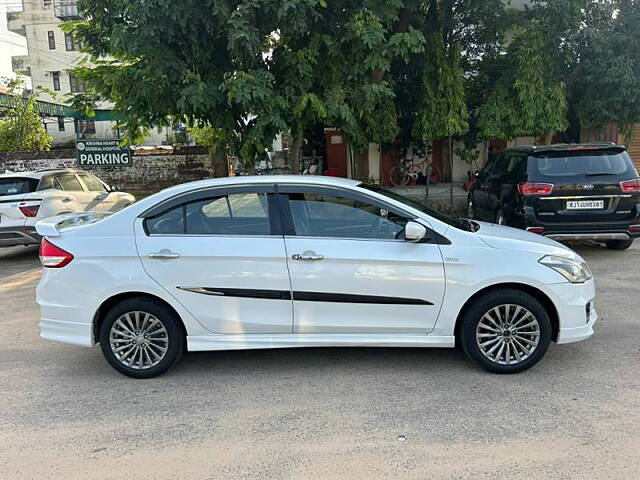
[[35, 176, 597, 378]]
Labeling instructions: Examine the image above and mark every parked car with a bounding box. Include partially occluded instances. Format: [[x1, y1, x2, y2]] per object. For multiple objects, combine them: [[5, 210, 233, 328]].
[[0, 168, 135, 248], [467, 143, 640, 250], [35, 176, 597, 378]]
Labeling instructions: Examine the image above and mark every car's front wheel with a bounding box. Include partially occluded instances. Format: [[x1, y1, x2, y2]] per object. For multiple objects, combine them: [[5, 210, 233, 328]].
[[99, 298, 184, 378], [605, 239, 634, 250], [459, 289, 552, 374]]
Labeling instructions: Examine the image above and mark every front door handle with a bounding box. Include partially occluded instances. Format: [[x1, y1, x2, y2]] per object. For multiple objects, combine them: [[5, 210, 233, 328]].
[[148, 250, 180, 259], [62, 197, 73, 203], [292, 251, 324, 261]]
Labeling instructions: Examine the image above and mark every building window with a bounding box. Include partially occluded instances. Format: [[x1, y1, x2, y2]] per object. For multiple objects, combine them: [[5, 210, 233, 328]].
[[57, 117, 65, 132], [77, 120, 96, 135], [64, 33, 75, 51], [51, 71, 60, 91], [47, 31, 55, 50], [69, 73, 86, 93], [43, 0, 52, 7]]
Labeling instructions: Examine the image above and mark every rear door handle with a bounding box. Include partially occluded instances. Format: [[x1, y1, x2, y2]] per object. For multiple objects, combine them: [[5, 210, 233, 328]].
[[292, 251, 324, 261], [148, 250, 180, 259]]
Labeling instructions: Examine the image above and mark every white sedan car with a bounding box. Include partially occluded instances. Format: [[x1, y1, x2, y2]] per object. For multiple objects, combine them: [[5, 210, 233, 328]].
[[35, 176, 597, 378], [0, 169, 135, 247]]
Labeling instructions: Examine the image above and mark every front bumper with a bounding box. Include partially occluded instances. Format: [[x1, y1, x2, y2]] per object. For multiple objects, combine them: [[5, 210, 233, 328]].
[[0, 225, 41, 247], [547, 279, 598, 344]]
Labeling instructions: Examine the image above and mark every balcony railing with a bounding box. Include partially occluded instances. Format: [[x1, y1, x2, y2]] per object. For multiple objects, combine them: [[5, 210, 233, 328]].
[[54, 0, 81, 20]]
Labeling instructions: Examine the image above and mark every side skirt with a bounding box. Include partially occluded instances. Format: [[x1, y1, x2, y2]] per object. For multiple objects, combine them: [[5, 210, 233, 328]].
[[187, 334, 455, 352]]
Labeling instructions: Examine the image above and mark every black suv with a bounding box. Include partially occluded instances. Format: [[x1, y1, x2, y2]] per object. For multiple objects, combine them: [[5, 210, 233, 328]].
[[468, 143, 640, 250]]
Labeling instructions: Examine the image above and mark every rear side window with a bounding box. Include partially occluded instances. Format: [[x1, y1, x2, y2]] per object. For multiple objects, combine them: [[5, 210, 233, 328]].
[[0, 177, 38, 196], [54, 174, 84, 191], [145, 193, 271, 236], [530, 150, 636, 179]]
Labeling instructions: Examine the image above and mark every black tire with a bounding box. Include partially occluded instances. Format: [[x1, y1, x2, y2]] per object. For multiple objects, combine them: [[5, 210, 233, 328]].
[[605, 239, 634, 250], [99, 297, 184, 378], [459, 289, 552, 374]]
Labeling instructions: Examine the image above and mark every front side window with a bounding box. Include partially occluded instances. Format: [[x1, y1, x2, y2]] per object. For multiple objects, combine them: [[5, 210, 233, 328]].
[[78, 173, 107, 192], [145, 192, 271, 236], [54, 174, 83, 192], [286, 191, 408, 240]]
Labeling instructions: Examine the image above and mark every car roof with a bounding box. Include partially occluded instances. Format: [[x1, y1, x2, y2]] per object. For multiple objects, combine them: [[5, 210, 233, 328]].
[[503, 143, 626, 155], [159, 175, 361, 194], [0, 168, 87, 179]]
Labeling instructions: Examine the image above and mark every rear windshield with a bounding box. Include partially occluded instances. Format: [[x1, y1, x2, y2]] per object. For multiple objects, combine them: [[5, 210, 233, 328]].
[[529, 150, 636, 179], [0, 177, 39, 197]]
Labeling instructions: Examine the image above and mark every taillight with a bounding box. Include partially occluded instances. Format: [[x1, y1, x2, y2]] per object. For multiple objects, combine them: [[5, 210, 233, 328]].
[[19, 200, 42, 217], [518, 182, 554, 195], [526, 227, 545, 234], [620, 179, 640, 192], [629, 225, 640, 232], [39, 238, 74, 268]]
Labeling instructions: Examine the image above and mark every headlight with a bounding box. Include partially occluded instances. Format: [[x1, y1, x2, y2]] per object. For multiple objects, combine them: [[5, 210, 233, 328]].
[[539, 255, 592, 283]]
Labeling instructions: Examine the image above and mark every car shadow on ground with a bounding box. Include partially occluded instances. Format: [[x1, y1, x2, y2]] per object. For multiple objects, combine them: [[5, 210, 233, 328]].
[[0, 245, 41, 279]]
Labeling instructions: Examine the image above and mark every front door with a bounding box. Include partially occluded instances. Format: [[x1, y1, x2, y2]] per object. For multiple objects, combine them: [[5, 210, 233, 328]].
[[76, 172, 117, 211], [278, 185, 445, 334], [135, 185, 293, 334]]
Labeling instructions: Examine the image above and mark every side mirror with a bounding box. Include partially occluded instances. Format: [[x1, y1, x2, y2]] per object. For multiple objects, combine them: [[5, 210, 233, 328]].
[[405, 221, 430, 243], [110, 185, 121, 192]]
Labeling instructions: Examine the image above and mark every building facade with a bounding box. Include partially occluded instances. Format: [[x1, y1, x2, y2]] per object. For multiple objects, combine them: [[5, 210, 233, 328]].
[[6, 0, 169, 147]]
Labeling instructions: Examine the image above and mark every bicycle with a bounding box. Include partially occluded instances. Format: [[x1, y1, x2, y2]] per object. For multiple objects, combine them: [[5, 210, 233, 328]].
[[389, 155, 442, 186]]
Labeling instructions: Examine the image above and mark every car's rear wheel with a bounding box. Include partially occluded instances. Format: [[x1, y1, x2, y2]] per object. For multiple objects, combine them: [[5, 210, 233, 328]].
[[99, 298, 184, 378], [605, 239, 634, 250], [459, 289, 552, 374]]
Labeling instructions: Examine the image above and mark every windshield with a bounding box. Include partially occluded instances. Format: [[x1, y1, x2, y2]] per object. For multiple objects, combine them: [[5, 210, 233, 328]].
[[530, 150, 636, 178], [0, 177, 38, 197], [359, 184, 477, 232]]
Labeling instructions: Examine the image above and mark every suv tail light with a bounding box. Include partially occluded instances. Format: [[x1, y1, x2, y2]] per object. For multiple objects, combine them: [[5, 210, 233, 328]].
[[526, 227, 545, 234], [518, 182, 554, 195], [39, 238, 74, 268], [19, 200, 42, 217], [620, 179, 640, 192]]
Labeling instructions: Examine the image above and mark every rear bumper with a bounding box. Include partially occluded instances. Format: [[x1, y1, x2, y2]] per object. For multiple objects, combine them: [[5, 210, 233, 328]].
[[0, 225, 40, 247], [543, 232, 636, 241]]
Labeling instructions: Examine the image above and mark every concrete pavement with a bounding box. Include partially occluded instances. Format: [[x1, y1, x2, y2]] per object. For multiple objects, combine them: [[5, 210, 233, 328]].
[[1, 242, 639, 479]]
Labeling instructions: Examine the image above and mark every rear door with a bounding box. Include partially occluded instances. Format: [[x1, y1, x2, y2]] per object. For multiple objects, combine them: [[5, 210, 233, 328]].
[[135, 184, 293, 334], [278, 185, 445, 334], [52, 173, 91, 212], [529, 148, 639, 228]]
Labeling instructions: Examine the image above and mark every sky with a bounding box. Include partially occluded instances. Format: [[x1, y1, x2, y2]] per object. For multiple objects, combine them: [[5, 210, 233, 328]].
[[0, 4, 28, 81]]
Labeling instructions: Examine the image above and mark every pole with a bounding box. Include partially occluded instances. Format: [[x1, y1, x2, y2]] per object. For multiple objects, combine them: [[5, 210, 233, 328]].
[[449, 137, 454, 215]]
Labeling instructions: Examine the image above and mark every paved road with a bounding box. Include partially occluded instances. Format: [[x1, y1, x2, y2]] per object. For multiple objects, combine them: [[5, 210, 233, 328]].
[[1, 243, 640, 479]]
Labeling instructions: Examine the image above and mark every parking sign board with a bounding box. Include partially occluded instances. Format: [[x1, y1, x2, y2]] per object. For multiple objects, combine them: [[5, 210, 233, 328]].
[[76, 139, 132, 167]]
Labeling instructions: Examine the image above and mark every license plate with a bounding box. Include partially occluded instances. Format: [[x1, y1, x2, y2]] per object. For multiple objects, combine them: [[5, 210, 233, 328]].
[[566, 200, 604, 210]]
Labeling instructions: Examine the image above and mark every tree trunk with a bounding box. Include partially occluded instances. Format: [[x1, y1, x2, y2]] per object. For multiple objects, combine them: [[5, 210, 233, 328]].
[[449, 137, 454, 215], [290, 128, 304, 175], [211, 150, 229, 178]]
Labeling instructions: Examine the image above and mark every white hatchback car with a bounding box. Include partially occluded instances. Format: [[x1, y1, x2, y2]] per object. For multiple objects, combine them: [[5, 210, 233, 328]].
[[35, 176, 597, 378], [0, 169, 134, 248]]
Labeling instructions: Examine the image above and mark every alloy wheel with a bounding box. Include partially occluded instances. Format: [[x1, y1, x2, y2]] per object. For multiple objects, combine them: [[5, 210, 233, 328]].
[[109, 311, 169, 370], [475, 304, 540, 366]]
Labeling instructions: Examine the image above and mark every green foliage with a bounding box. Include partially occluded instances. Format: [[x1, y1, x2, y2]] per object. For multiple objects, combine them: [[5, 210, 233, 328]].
[[413, 34, 469, 142], [0, 78, 53, 152], [572, 0, 640, 144], [477, 27, 568, 142]]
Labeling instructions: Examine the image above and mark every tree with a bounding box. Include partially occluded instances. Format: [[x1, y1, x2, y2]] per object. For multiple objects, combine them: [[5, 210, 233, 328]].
[[190, 125, 233, 177], [572, 0, 640, 145], [0, 78, 53, 152]]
